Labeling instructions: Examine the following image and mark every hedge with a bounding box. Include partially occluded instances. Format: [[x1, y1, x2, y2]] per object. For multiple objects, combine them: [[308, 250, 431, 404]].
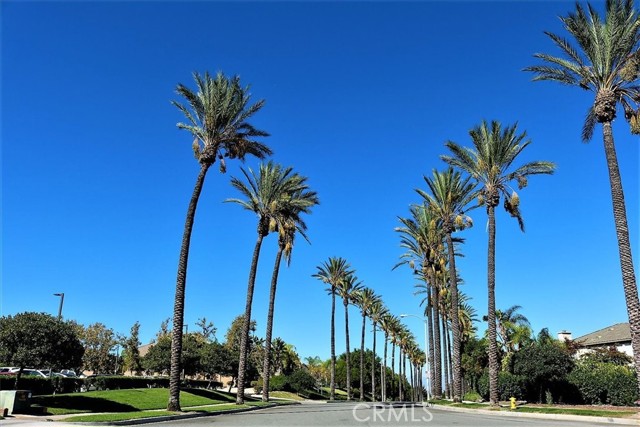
[[568, 361, 638, 406], [0, 375, 222, 395]]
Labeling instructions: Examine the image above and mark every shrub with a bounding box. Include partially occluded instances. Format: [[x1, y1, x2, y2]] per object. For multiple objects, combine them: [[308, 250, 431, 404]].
[[568, 360, 639, 406], [477, 371, 526, 401], [288, 369, 315, 394], [463, 390, 482, 402]]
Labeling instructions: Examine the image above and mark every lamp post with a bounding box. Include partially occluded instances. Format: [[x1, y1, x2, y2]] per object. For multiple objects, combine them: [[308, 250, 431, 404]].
[[400, 313, 430, 401], [53, 293, 65, 320]]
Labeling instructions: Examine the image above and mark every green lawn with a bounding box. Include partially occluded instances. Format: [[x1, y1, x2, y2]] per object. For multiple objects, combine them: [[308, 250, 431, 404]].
[[429, 399, 637, 418], [31, 388, 242, 415]]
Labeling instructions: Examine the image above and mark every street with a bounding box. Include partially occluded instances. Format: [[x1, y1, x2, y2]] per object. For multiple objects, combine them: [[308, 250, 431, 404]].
[[1, 402, 633, 427]]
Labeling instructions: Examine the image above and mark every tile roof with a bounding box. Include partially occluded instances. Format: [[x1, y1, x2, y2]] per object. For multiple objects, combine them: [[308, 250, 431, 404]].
[[574, 323, 631, 347]]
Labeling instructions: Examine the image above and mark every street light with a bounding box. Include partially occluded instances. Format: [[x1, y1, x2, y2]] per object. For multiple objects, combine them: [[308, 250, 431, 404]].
[[53, 293, 65, 320], [400, 313, 430, 401]]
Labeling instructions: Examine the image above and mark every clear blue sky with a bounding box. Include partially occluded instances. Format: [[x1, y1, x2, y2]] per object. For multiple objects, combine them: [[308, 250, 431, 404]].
[[2, 1, 638, 363]]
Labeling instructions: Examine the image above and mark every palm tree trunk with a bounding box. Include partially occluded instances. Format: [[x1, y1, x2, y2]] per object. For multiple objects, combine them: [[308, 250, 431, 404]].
[[371, 321, 377, 401], [427, 287, 435, 399], [360, 313, 366, 401], [236, 232, 266, 405], [602, 122, 640, 395], [390, 342, 396, 401], [383, 333, 388, 401], [344, 301, 352, 400], [441, 315, 450, 398], [330, 289, 336, 401], [487, 204, 499, 406], [399, 349, 404, 401], [432, 287, 443, 398], [262, 247, 284, 402], [446, 232, 462, 402], [168, 163, 210, 412]]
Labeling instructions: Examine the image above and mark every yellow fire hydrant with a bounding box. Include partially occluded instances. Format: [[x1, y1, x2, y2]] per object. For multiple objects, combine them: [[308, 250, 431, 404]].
[[510, 396, 517, 410]]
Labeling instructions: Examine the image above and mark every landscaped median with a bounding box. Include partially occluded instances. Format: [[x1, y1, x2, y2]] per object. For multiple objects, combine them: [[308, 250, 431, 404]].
[[26, 388, 297, 423]]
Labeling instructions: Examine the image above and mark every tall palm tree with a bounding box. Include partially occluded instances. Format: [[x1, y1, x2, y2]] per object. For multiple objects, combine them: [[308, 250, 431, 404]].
[[313, 257, 354, 400], [417, 167, 476, 402], [260, 172, 319, 402], [395, 203, 444, 398], [353, 287, 379, 401], [524, 0, 640, 389], [168, 71, 270, 411], [226, 162, 310, 404], [368, 300, 388, 400], [335, 273, 363, 400], [442, 120, 555, 405], [379, 312, 399, 401]]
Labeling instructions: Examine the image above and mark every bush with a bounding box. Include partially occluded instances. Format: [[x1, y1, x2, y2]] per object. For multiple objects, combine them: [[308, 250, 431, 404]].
[[251, 375, 291, 394], [0, 376, 83, 395], [288, 369, 315, 394], [463, 390, 482, 402], [568, 360, 638, 406], [477, 371, 526, 401]]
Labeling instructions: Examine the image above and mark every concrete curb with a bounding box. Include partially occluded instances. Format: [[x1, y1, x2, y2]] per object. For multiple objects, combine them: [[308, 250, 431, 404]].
[[65, 403, 287, 426], [431, 403, 640, 425]]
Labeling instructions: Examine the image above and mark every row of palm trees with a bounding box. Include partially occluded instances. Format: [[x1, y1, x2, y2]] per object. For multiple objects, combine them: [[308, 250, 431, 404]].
[[313, 257, 429, 402], [165, 0, 640, 411]]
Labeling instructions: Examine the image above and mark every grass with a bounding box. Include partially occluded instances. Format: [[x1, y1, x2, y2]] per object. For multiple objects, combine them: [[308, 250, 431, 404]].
[[58, 398, 282, 422], [429, 399, 637, 418], [517, 406, 637, 418], [31, 387, 242, 415], [269, 391, 305, 401]]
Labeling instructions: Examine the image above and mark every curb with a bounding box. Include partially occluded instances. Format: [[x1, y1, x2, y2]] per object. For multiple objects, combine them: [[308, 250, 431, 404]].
[[431, 403, 640, 426], [68, 403, 286, 426]]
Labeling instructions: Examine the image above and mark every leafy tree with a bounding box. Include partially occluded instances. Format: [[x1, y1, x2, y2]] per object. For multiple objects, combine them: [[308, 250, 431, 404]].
[[80, 322, 118, 374], [288, 368, 316, 395], [525, 0, 640, 394], [580, 346, 634, 366], [201, 341, 235, 381], [313, 257, 354, 400], [0, 312, 84, 389], [512, 338, 575, 403], [168, 71, 271, 411], [121, 321, 143, 376], [143, 334, 172, 375], [442, 120, 555, 405], [195, 317, 216, 342], [223, 314, 257, 392]]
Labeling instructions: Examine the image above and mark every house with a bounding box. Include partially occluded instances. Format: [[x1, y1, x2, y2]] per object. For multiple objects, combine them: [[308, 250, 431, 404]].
[[571, 323, 633, 359]]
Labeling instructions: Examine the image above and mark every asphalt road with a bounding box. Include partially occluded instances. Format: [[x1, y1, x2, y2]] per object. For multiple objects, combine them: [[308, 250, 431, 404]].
[[2, 402, 634, 427], [155, 402, 630, 427]]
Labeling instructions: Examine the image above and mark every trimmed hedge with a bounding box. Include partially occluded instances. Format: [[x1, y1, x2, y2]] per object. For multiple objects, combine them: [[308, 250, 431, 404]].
[[0, 376, 82, 395], [0, 375, 222, 395]]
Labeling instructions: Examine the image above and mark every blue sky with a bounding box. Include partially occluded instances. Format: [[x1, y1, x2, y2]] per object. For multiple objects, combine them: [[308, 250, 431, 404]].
[[2, 1, 638, 364]]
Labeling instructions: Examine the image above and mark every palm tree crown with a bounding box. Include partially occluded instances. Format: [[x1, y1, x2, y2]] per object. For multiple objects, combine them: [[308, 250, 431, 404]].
[[524, 0, 640, 138], [173, 71, 272, 170], [442, 120, 556, 230]]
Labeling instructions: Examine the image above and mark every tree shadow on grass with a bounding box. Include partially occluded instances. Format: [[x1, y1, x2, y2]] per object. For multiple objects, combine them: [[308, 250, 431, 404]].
[[183, 388, 258, 402], [31, 395, 137, 414]]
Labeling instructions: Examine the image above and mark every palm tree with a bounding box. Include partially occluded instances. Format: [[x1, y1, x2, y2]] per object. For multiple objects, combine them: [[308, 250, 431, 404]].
[[226, 162, 311, 404], [313, 257, 354, 400], [395, 203, 444, 398], [368, 300, 388, 401], [353, 287, 379, 401], [335, 273, 363, 400], [260, 171, 319, 402], [442, 120, 555, 405], [524, 0, 640, 389], [168, 71, 270, 411], [379, 313, 399, 401], [417, 167, 476, 402]]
